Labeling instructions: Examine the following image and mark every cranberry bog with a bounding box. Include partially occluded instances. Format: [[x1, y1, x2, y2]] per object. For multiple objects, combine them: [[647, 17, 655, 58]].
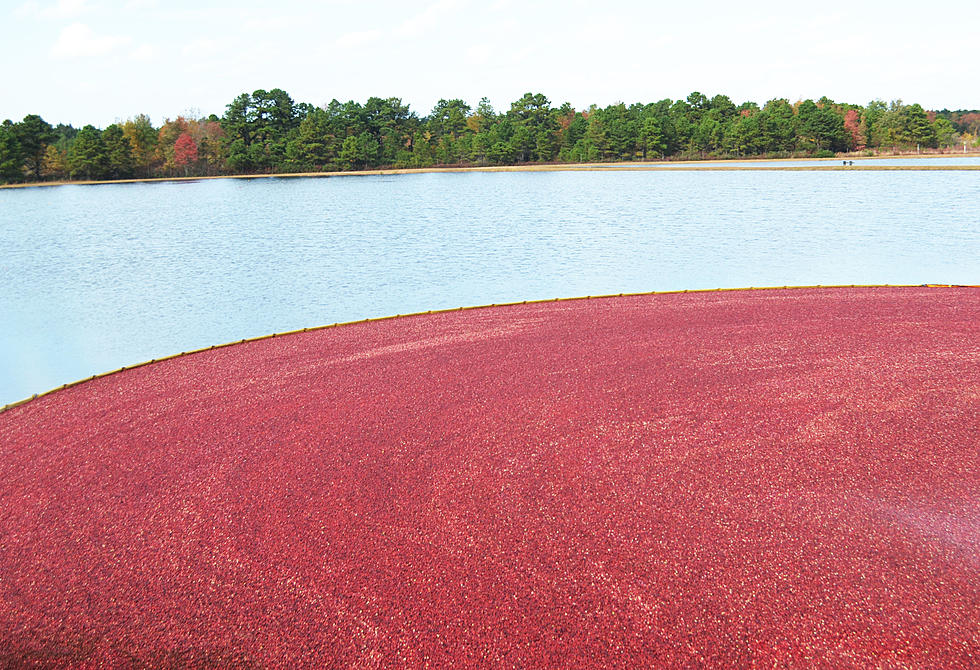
[[1, 286, 978, 667]]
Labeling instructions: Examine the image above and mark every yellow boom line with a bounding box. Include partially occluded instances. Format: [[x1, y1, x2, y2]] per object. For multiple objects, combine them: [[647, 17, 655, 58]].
[[1, 283, 976, 414]]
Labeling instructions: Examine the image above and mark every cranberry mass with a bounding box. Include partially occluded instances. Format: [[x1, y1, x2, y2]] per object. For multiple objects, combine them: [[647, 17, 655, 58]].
[[1, 287, 978, 667]]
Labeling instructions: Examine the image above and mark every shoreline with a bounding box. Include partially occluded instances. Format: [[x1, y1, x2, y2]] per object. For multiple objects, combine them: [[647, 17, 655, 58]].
[[4, 152, 980, 189], [3, 283, 974, 414]]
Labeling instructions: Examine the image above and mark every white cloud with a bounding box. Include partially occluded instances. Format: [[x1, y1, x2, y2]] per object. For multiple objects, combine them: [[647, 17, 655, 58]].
[[14, 1, 41, 17], [329, 1, 462, 55], [394, 0, 460, 37], [50, 23, 130, 59], [41, 0, 91, 19], [465, 44, 491, 66], [130, 43, 155, 60], [181, 38, 220, 58], [335, 29, 382, 49], [244, 16, 292, 31], [124, 0, 157, 9]]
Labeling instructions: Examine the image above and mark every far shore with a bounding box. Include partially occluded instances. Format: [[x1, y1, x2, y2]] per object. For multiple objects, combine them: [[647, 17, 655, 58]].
[[4, 152, 980, 189]]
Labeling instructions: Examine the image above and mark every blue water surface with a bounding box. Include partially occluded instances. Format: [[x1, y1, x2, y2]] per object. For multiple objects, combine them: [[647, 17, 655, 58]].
[[2, 168, 978, 405]]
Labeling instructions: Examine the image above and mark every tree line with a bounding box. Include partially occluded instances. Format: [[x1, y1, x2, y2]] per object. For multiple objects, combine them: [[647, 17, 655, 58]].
[[2, 89, 978, 184]]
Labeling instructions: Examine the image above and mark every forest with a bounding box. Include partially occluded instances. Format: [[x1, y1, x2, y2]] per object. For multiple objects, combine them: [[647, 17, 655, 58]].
[[1, 89, 979, 184]]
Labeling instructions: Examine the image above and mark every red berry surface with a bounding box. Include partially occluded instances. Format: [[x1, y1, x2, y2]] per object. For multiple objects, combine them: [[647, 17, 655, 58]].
[[1, 287, 978, 667]]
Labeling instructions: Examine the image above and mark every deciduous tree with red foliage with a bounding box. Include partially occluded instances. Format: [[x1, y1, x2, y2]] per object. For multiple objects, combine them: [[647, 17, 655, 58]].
[[173, 132, 197, 175], [843, 109, 864, 150]]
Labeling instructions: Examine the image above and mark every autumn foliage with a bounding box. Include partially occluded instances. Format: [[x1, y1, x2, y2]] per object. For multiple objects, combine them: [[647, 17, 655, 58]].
[[173, 132, 198, 169], [843, 108, 864, 149]]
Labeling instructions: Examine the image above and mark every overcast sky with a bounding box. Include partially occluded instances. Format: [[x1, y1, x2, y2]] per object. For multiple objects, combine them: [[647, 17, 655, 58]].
[[3, 0, 978, 127]]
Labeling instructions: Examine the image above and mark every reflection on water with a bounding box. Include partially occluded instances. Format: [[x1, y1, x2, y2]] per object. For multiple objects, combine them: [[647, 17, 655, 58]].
[[1, 169, 978, 404]]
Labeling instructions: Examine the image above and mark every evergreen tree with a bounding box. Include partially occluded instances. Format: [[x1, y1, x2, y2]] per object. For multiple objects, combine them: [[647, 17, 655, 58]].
[[14, 114, 56, 181], [0, 120, 24, 184], [639, 116, 666, 159], [904, 103, 936, 148], [103, 124, 135, 179], [67, 125, 108, 180]]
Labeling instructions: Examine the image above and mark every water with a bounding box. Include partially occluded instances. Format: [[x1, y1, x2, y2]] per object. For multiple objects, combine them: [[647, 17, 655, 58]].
[[595, 155, 980, 168], [2, 168, 979, 405]]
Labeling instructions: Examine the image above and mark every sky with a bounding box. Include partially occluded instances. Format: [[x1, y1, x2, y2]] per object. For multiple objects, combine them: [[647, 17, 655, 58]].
[[3, 0, 978, 127]]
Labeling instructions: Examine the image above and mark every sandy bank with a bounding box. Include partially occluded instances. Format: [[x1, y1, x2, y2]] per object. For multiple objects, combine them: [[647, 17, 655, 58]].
[[4, 153, 980, 189]]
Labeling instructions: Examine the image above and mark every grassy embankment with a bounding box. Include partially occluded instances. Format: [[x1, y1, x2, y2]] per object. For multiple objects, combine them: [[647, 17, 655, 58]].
[[3, 153, 980, 189]]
